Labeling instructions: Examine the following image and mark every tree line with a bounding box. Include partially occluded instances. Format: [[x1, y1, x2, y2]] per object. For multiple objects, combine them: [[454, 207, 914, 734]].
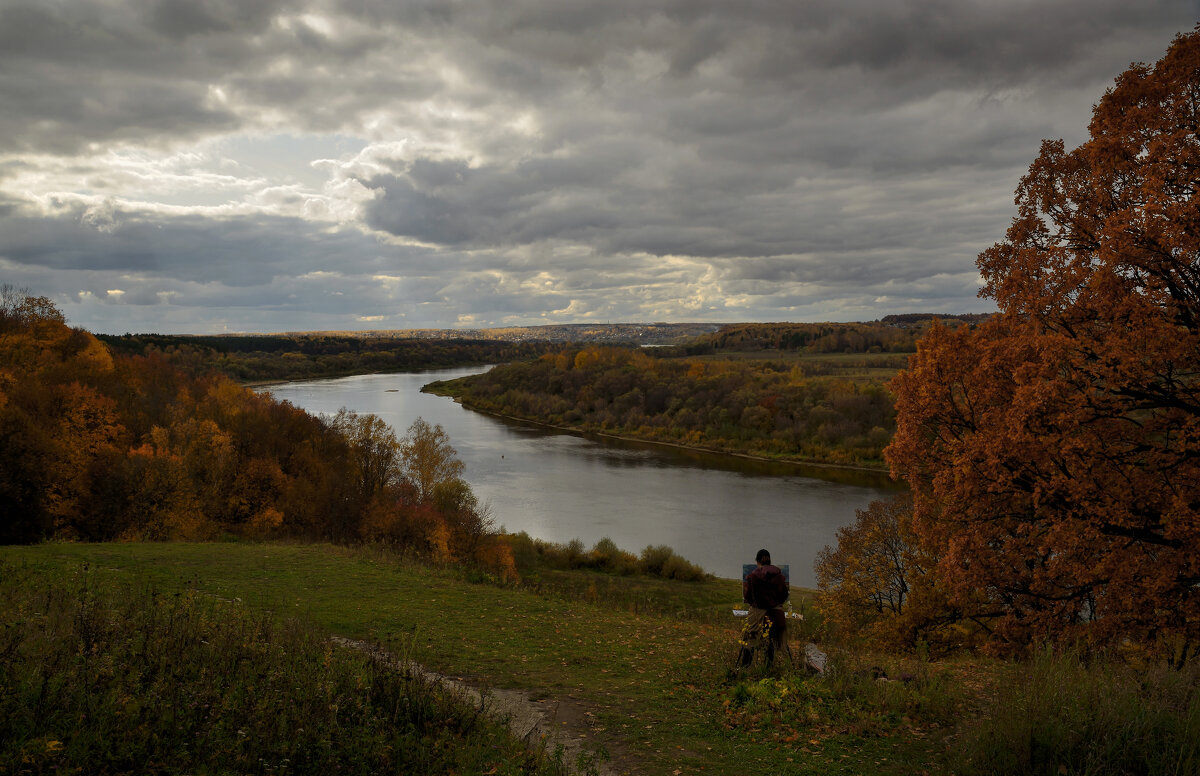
[[427, 346, 895, 466], [98, 332, 561, 383], [673, 317, 987, 356], [0, 288, 515, 578]]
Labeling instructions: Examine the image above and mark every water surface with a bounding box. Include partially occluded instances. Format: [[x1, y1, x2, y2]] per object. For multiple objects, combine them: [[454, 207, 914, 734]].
[[262, 369, 902, 585]]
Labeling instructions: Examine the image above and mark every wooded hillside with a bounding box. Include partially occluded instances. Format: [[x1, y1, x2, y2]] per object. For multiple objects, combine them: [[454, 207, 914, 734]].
[[0, 289, 512, 577]]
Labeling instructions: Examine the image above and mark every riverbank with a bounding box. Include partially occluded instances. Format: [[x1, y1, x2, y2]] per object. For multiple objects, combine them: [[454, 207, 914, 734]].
[[425, 384, 897, 479], [261, 363, 896, 476], [243, 364, 494, 389]]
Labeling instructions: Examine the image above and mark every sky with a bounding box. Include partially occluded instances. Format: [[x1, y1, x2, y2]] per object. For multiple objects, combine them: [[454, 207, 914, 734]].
[[1, 1, 1196, 334]]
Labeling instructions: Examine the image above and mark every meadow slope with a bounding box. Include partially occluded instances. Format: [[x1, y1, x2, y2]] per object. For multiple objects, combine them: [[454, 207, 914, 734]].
[[2, 543, 953, 775]]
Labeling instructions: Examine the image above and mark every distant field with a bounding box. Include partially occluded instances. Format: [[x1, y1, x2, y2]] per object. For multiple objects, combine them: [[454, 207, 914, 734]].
[[687, 350, 910, 381]]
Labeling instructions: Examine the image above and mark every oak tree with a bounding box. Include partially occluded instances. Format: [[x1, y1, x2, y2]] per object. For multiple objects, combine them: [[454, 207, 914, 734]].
[[887, 28, 1200, 658]]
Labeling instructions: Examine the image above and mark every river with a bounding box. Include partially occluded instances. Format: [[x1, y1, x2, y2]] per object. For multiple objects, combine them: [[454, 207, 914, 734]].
[[261, 368, 902, 585]]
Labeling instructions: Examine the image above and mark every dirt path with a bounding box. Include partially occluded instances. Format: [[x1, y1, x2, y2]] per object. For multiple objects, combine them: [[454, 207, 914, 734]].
[[331, 636, 638, 775]]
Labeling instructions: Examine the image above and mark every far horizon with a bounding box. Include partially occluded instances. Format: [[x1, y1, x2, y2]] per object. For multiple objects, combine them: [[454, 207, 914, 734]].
[[92, 314, 987, 339]]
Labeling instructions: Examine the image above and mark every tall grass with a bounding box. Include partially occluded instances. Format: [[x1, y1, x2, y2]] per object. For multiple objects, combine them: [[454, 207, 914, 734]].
[[954, 648, 1200, 776], [0, 560, 554, 776]]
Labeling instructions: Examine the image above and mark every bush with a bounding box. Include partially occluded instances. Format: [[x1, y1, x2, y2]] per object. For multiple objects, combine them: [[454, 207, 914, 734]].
[[589, 537, 639, 575], [640, 544, 675, 576], [499, 534, 708, 580], [563, 538, 587, 568], [659, 553, 706, 581], [640, 544, 707, 580], [506, 531, 540, 574]]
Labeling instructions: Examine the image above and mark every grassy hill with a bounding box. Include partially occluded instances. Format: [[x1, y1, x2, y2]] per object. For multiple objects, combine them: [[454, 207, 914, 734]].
[[4, 543, 1194, 775], [3, 542, 957, 775]]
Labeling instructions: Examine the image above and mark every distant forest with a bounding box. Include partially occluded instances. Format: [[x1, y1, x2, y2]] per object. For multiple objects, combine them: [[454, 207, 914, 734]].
[[676, 316, 989, 355], [418, 318, 994, 468], [96, 317, 990, 384], [97, 333, 563, 383]]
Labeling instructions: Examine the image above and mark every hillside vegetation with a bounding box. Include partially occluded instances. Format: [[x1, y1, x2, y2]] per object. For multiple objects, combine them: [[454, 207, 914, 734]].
[[0, 289, 520, 586], [6, 542, 1196, 776]]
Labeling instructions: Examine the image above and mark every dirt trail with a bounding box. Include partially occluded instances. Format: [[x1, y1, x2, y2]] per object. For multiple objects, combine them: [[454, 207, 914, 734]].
[[331, 636, 635, 775]]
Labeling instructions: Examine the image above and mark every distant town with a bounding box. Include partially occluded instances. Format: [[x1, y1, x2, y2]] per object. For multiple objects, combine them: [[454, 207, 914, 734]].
[[273, 322, 724, 345]]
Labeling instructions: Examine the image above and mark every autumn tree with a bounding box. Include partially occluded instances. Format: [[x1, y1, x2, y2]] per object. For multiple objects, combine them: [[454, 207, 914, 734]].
[[399, 417, 465, 502], [886, 28, 1200, 660], [329, 409, 404, 502], [0, 293, 129, 542], [1, 284, 65, 332], [816, 496, 964, 652]]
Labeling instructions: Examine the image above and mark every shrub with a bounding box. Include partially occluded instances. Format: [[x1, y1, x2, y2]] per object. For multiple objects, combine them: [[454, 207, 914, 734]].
[[505, 531, 540, 574], [589, 537, 639, 575], [640, 544, 675, 576], [501, 534, 707, 580], [564, 538, 587, 568], [640, 544, 707, 580], [472, 535, 520, 583], [659, 553, 706, 581]]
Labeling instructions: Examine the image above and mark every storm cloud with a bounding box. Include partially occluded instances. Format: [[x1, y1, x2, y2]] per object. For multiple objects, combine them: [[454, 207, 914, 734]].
[[0, 0, 1195, 332]]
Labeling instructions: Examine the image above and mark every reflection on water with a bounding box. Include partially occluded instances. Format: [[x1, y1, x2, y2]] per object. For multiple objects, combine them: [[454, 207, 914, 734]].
[[261, 368, 903, 585]]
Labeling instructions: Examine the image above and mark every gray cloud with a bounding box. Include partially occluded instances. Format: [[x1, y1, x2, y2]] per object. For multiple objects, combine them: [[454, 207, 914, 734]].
[[0, 0, 1195, 332]]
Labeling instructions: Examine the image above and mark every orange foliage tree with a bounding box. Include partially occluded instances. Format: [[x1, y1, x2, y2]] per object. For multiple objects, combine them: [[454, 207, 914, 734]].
[[0, 287, 511, 570], [815, 496, 966, 653], [887, 29, 1200, 659]]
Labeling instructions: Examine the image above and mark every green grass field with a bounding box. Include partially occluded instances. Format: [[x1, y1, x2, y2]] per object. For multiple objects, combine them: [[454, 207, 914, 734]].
[[1, 542, 956, 775], [5, 542, 1194, 775]]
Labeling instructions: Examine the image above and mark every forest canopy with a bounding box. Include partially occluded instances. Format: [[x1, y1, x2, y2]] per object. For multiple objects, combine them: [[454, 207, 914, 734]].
[[98, 332, 558, 383]]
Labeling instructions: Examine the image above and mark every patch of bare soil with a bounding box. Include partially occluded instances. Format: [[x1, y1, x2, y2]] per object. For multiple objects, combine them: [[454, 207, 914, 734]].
[[331, 637, 642, 775]]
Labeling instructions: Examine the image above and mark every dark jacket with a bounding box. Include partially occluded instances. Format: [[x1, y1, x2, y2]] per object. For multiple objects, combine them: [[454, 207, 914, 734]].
[[743, 564, 789, 610]]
